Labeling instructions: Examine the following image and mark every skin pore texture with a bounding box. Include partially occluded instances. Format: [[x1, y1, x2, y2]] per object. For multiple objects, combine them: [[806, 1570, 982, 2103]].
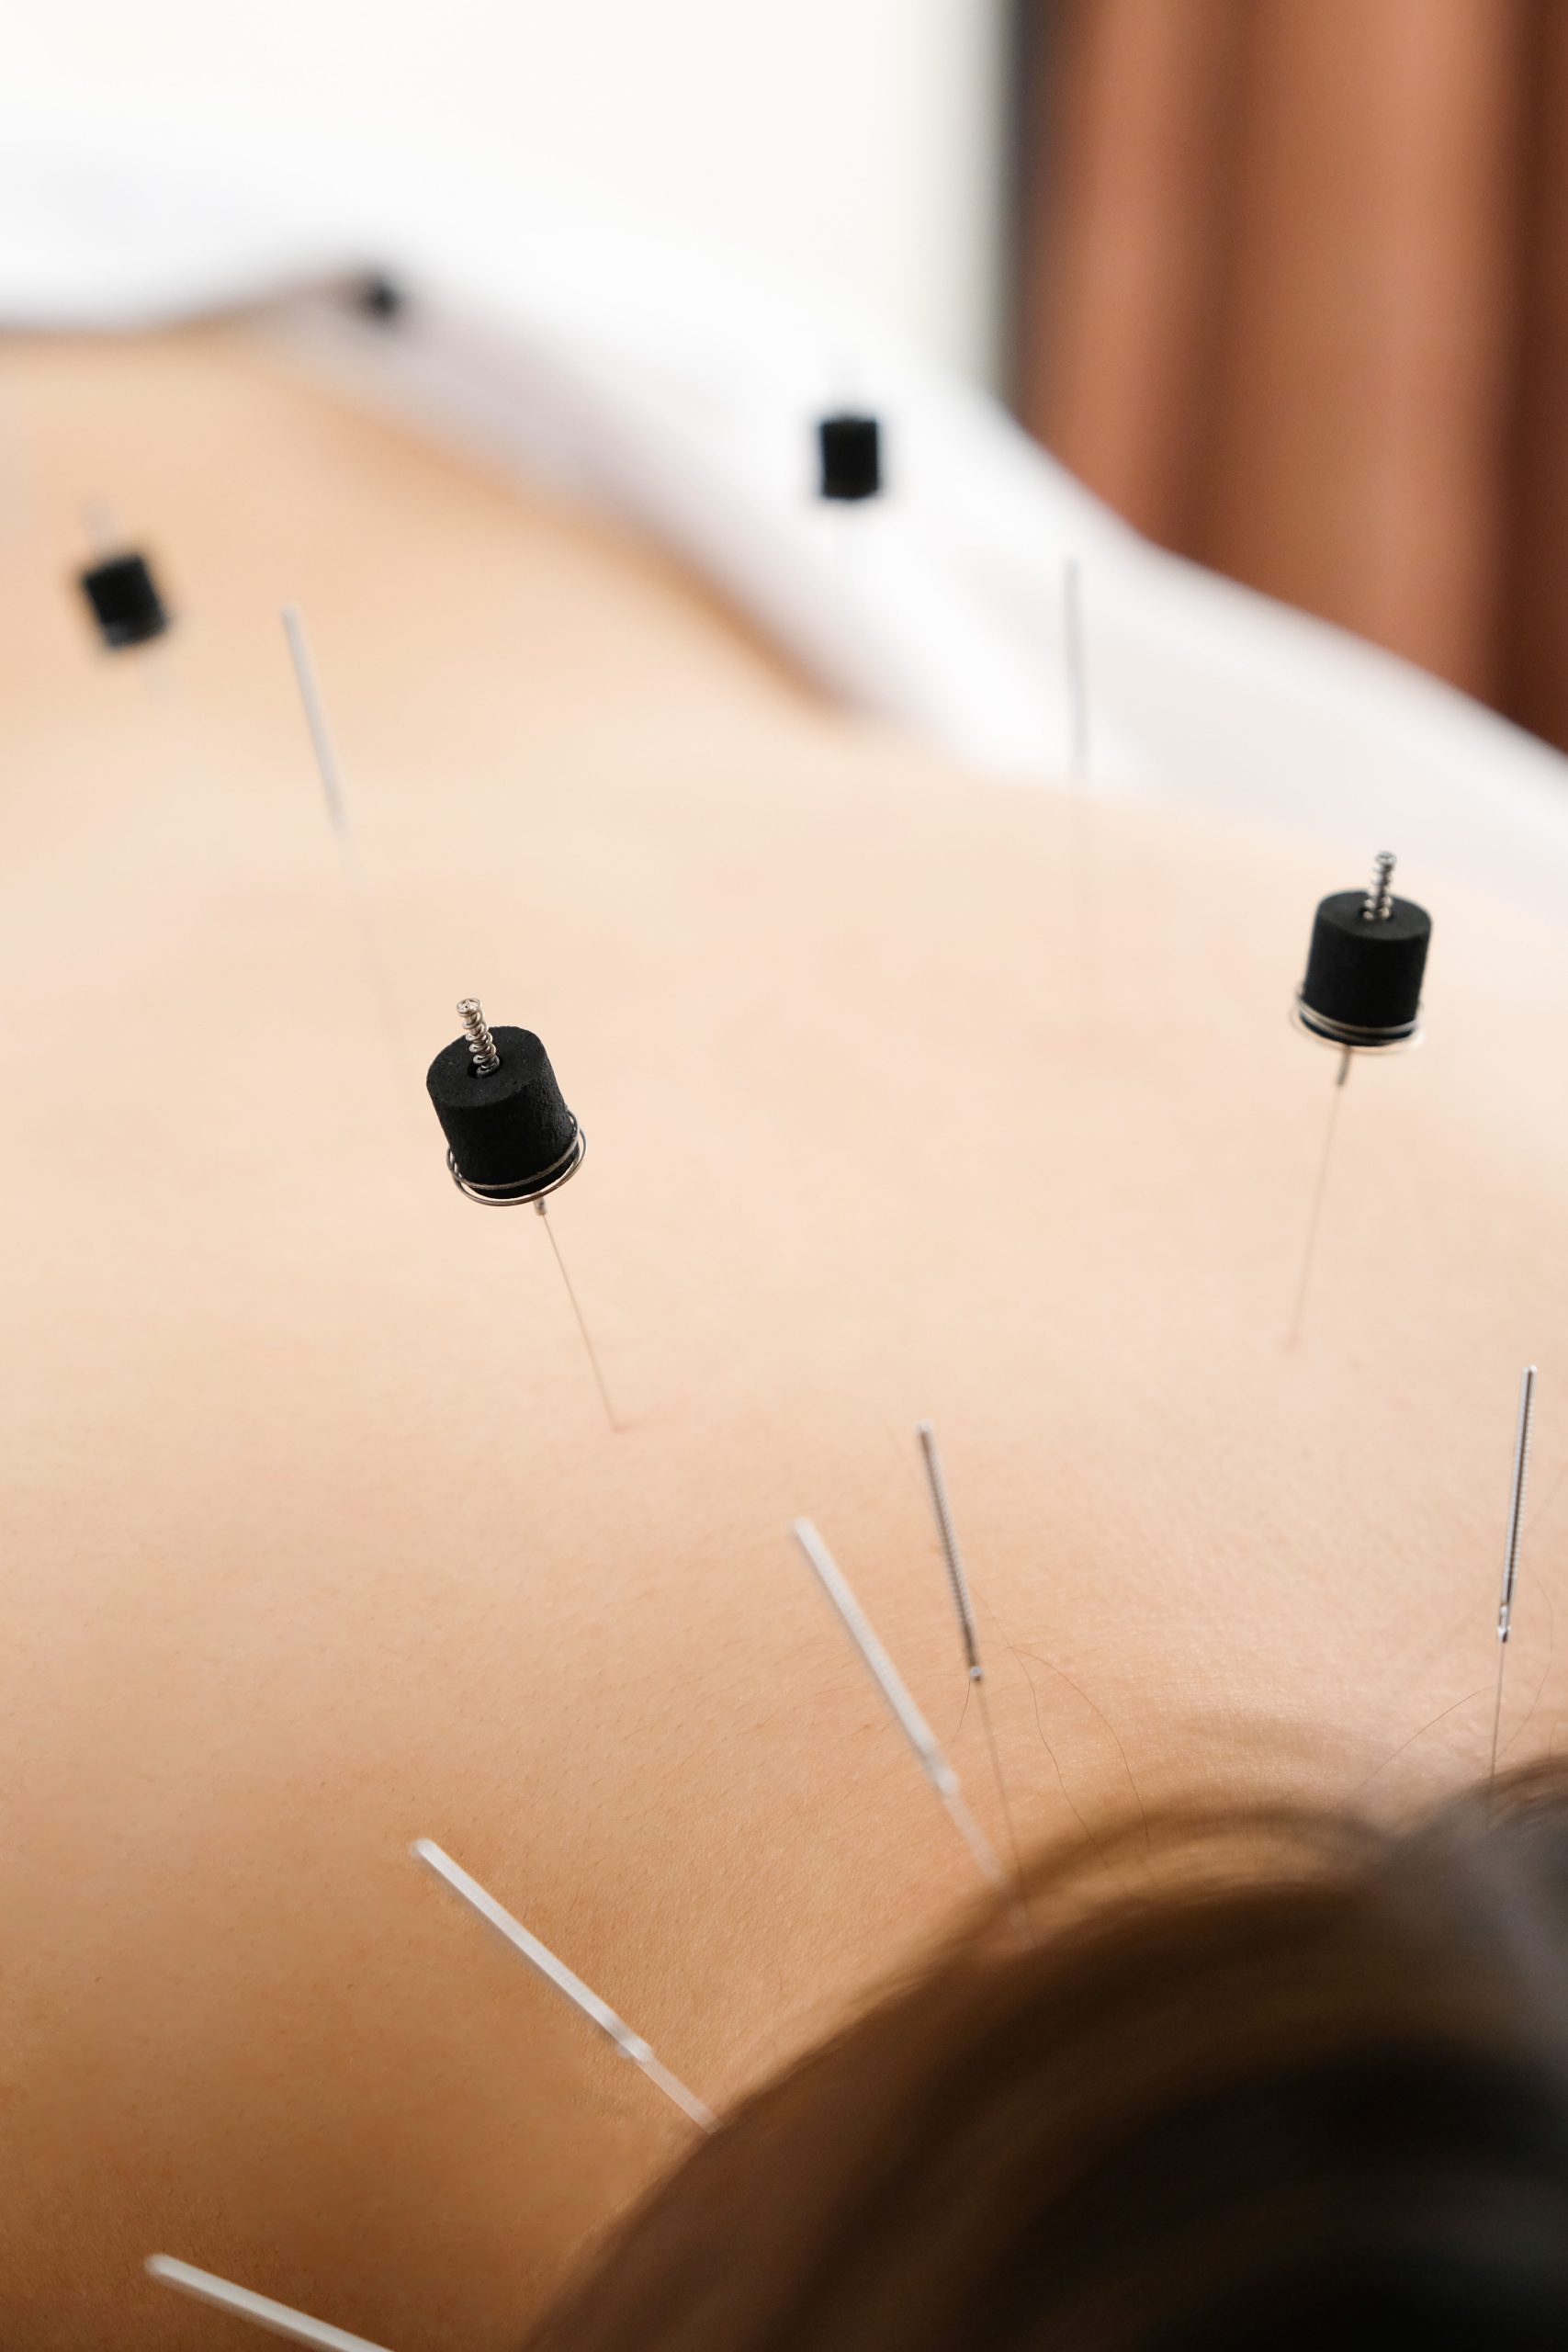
[[3, 325, 1567, 2352]]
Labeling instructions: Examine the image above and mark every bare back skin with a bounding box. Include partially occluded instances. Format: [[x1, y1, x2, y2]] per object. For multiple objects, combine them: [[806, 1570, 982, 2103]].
[[3, 325, 1565, 2350]]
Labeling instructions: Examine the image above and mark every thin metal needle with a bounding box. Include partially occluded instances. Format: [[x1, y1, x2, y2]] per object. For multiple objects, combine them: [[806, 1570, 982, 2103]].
[[281, 604, 409, 1108], [281, 603, 350, 838], [1062, 560, 1100, 1030], [84, 497, 122, 562], [1489, 1364, 1538, 1796], [914, 1422, 1027, 1905], [791, 1517, 1005, 1892], [1063, 558, 1096, 1029], [1064, 557, 1089, 784], [412, 1838, 714, 2131], [146, 2256, 392, 2351], [536, 1200, 620, 1433], [1286, 1044, 1351, 1347]]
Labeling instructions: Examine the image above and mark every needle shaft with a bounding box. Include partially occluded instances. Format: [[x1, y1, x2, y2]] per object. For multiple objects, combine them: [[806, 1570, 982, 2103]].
[[1489, 1364, 1538, 1794], [146, 2257, 391, 2352], [412, 1838, 713, 2130], [1286, 1046, 1351, 1346], [281, 604, 410, 1114], [914, 1422, 1026, 1905], [1063, 558, 1096, 1029], [536, 1201, 619, 1433], [792, 1517, 1005, 1891]]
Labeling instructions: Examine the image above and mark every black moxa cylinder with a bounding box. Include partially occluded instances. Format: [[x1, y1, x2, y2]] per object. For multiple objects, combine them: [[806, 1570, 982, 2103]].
[[426, 1027, 580, 1199], [818, 413, 882, 502], [79, 551, 170, 649], [1299, 890, 1431, 1045]]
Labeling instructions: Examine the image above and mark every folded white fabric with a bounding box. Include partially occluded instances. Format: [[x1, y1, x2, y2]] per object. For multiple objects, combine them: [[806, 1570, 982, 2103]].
[[4, 75, 1565, 908]]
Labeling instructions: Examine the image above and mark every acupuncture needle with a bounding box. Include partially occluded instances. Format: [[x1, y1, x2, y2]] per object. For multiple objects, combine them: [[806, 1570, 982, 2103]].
[[1489, 1363, 1537, 1797], [281, 603, 411, 1114], [146, 2256, 392, 2352], [412, 1838, 714, 2130], [425, 999, 620, 1434], [791, 1516, 1005, 1892], [1286, 852, 1431, 1345], [915, 1421, 1028, 1906], [1063, 555, 1096, 1028]]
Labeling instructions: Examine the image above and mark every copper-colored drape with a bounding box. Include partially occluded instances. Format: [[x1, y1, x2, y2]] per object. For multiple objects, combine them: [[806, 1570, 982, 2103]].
[[1018, 0, 1568, 752]]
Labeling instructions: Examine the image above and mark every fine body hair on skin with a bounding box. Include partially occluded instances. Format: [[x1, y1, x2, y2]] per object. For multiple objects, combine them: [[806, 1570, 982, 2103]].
[[525, 1762, 1568, 2351]]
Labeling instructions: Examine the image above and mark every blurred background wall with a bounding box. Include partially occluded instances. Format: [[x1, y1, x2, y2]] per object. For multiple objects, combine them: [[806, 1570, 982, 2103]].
[[6, 0, 1010, 386], [1017, 0, 1568, 757]]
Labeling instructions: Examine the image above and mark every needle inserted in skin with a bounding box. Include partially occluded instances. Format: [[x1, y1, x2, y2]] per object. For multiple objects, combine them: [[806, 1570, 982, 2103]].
[[1063, 557, 1096, 1027], [281, 604, 408, 1104], [281, 604, 351, 838], [914, 1422, 1027, 1904], [1489, 1364, 1538, 1795], [536, 1198, 620, 1434], [1285, 1043, 1351, 1347], [1288, 853, 1432, 1344], [146, 2256, 392, 2351], [412, 1838, 714, 2131], [84, 497, 121, 561], [791, 1517, 1005, 1892], [1064, 556, 1089, 785], [428, 1001, 619, 1432]]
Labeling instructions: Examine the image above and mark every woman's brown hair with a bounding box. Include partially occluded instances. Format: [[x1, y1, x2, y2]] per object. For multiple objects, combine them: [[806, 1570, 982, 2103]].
[[526, 1761, 1568, 2349]]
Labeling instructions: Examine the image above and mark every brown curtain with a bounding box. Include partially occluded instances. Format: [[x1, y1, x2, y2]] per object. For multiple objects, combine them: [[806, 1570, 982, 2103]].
[[1017, 0, 1568, 752]]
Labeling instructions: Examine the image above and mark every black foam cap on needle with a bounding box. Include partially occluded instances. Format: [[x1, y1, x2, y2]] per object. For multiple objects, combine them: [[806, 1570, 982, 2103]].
[[1297, 861, 1431, 1048], [427, 1023, 582, 1203], [79, 550, 169, 649], [355, 273, 406, 321], [817, 412, 882, 503]]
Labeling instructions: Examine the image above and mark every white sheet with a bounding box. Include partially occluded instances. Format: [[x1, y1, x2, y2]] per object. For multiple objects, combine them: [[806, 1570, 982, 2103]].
[[4, 76, 1565, 913]]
